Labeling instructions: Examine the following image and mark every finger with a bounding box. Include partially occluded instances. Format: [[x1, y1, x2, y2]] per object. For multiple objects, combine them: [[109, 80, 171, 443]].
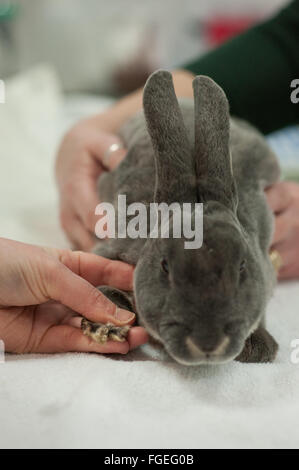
[[127, 326, 149, 350], [272, 209, 293, 245], [35, 324, 131, 354], [278, 262, 299, 280], [65, 315, 83, 328], [70, 173, 102, 234], [265, 183, 292, 214], [72, 150, 126, 234], [45, 260, 135, 325], [60, 208, 95, 251], [63, 144, 126, 235], [88, 133, 127, 170], [102, 147, 127, 171], [51, 249, 134, 290], [272, 240, 299, 280]]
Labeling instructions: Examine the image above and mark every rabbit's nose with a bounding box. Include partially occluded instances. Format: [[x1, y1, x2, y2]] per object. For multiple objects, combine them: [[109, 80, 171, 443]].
[[186, 335, 230, 358]]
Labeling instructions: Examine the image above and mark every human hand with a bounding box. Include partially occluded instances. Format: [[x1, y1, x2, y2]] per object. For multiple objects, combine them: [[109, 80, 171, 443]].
[[56, 115, 127, 250], [0, 238, 148, 354], [266, 181, 299, 280]]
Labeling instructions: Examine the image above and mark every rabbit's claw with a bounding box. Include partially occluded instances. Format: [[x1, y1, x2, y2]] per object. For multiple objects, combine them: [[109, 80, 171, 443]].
[[81, 318, 130, 344], [236, 326, 278, 363]]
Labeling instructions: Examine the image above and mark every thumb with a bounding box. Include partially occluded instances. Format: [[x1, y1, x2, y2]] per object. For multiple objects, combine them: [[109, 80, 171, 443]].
[[45, 260, 135, 325]]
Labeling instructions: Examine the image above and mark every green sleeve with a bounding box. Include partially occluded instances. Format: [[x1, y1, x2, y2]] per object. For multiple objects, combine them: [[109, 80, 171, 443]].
[[183, 0, 299, 134]]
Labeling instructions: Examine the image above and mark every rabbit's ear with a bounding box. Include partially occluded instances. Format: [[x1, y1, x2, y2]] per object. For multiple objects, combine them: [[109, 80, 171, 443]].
[[143, 70, 196, 204], [193, 76, 237, 209]]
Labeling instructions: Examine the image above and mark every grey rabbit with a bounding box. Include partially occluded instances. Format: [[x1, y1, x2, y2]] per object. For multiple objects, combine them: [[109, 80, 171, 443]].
[[82, 70, 280, 365]]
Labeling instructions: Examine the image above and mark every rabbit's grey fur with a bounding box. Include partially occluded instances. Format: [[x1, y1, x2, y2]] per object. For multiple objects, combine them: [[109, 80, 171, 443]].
[[89, 70, 280, 365]]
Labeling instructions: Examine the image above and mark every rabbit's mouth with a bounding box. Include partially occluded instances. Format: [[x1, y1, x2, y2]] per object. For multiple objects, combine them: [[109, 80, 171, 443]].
[[166, 340, 237, 366], [159, 322, 242, 365]]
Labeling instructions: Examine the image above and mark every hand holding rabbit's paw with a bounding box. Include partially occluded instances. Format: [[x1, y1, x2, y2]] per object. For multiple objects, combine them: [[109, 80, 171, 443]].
[[0, 239, 146, 354], [235, 327, 278, 363], [81, 318, 130, 344]]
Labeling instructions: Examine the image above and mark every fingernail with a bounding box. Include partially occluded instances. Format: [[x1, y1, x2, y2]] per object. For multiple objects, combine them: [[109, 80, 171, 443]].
[[114, 308, 135, 323]]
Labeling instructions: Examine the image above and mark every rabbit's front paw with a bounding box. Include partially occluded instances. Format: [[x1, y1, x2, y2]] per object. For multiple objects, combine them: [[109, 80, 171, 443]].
[[235, 327, 278, 363], [81, 318, 130, 344]]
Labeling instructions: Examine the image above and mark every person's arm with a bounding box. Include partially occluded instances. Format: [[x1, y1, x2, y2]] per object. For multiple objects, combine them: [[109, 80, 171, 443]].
[[183, 0, 299, 134]]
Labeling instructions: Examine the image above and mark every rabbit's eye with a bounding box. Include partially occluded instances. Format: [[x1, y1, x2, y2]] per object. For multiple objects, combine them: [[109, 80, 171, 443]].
[[239, 259, 246, 276], [161, 259, 169, 274]]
